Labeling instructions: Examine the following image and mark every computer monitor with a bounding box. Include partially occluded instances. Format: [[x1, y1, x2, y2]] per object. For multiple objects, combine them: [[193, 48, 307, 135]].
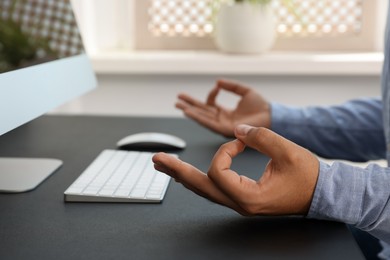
[[0, 0, 97, 192]]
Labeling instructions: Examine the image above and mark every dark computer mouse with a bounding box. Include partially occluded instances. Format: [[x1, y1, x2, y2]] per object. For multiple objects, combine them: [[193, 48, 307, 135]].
[[116, 132, 186, 151]]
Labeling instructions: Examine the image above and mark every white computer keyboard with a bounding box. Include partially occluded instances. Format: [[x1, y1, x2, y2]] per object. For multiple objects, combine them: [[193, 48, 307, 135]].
[[64, 149, 173, 203]]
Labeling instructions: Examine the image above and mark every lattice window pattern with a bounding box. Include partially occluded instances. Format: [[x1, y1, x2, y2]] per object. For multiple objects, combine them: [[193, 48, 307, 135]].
[[148, 0, 213, 37], [148, 0, 364, 37], [0, 0, 84, 58]]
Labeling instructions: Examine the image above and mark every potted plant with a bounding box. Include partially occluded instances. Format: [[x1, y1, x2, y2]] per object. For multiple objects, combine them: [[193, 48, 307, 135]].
[[212, 0, 276, 54]]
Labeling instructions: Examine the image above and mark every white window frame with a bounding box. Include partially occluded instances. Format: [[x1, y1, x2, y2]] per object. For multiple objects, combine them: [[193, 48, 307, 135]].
[[70, 0, 136, 54]]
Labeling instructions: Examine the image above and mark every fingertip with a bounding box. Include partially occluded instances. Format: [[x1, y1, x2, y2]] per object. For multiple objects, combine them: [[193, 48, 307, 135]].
[[235, 124, 254, 137], [153, 163, 167, 173], [214, 139, 246, 164], [237, 126, 289, 160], [153, 153, 183, 172], [152, 152, 166, 163], [234, 138, 246, 146], [216, 78, 228, 85], [177, 93, 188, 100], [175, 101, 185, 109], [231, 138, 246, 152], [216, 79, 229, 89]]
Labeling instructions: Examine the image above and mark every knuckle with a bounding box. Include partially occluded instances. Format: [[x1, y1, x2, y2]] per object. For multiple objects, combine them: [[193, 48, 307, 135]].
[[215, 142, 231, 157], [285, 145, 309, 164], [254, 127, 267, 142], [177, 159, 186, 170], [286, 150, 301, 163], [220, 142, 230, 151], [207, 165, 217, 177]]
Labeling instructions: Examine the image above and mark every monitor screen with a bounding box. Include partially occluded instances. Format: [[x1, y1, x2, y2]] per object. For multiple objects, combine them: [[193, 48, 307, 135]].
[[0, 0, 97, 192]]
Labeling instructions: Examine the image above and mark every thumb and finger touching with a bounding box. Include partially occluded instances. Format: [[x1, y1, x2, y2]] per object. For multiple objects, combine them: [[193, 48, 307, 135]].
[[235, 124, 292, 162], [172, 80, 318, 215], [152, 152, 249, 214], [234, 124, 320, 215], [217, 80, 250, 97], [154, 122, 318, 216]]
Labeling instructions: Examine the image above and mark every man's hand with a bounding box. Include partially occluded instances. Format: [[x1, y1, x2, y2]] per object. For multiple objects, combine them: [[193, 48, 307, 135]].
[[176, 80, 271, 138], [152, 125, 319, 216]]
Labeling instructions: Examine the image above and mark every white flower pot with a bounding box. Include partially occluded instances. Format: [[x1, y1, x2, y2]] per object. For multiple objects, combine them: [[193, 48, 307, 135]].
[[214, 3, 276, 54]]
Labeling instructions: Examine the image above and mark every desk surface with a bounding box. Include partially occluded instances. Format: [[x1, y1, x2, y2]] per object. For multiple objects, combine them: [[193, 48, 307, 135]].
[[0, 115, 363, 260]]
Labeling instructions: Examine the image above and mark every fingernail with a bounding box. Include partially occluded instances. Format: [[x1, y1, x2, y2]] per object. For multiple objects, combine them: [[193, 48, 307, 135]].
[[236, 124, 252, 136]]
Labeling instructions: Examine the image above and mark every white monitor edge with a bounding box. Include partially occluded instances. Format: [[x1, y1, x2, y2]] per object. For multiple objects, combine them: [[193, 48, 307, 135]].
[[0, 53, 97, 192], [0, 53, 97, 136]]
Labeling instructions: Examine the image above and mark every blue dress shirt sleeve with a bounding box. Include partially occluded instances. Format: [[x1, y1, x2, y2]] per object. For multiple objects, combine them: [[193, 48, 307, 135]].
[[308, 161, 390, 244], [270, 100, 390, 245], [271, 98, 386, 161]]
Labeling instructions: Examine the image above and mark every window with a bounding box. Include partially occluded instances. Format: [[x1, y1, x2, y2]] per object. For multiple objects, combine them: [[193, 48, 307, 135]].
[[138, 0, 382, 51], [147, 0, 363, 37], [71, 0, 386, 53]]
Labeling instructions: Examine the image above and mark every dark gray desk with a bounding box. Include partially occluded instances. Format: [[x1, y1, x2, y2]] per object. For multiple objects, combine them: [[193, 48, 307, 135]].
[[0, 115, 363, 259]]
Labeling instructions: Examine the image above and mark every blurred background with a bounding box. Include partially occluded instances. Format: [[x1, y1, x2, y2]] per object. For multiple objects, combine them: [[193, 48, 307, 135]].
[[53, 0, 387, 117]]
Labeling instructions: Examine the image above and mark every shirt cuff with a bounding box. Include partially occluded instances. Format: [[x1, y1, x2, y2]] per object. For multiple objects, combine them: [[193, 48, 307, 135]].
[[270, 102, 304, 136], [307, 161, 364, 225]]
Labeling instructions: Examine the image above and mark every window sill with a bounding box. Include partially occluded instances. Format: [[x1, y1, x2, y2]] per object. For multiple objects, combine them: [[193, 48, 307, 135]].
[[90, 50, 383, 76]]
